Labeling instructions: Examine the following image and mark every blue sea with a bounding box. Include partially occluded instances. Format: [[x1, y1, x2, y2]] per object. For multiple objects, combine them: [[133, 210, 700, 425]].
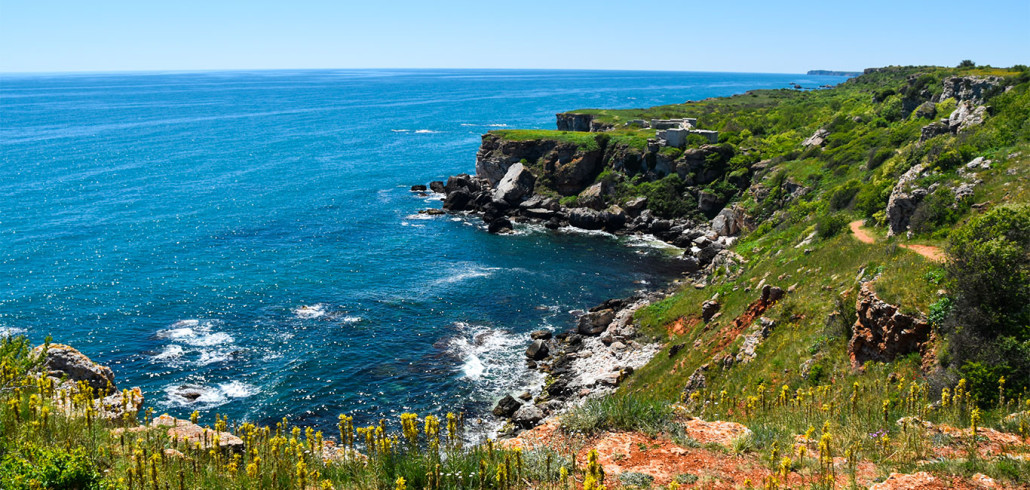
[[0, 69, 847, 433]]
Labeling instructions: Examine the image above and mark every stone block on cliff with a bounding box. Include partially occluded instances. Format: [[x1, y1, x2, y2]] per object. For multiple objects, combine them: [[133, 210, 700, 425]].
[[623, 196, 648, 217], [697, 190, 725, 216], [848, 282, 931, 369], [601, 205, 627, 232], [34, 344, 116, 396], [919, 120, 950, 142], [493, 163, 536, 205], [578, 309, 615, 335]]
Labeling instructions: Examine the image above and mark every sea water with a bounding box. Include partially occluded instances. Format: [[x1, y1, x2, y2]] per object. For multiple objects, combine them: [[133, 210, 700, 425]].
[[0, 69, 848, 433]]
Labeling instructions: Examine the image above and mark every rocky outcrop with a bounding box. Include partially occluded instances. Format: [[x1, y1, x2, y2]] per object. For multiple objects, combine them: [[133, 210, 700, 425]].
[[885, 164, 928, 236], [151, 414, 245, 452], [848, 282, 931, 369], [947, 101, 989, 133], [938, 76, 1002, 105], [476, 134, 604, 195], [802, 128, 829, 147], [735, 317, 776, 364], [34, 344, 116, 395]]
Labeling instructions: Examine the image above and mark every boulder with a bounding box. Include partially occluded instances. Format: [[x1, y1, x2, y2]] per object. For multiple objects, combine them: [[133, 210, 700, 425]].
[[701, 301, 721, 322], [410, 184, 427, 192], [511, 404, 544, 428], [568, 208, 604, 230], [947, 102, 989, 133], [493, 163, 536, 205], [530, 330, 553, 341], [623, 196, 648, 217], [761, 285, 785, 303], [444, 174, 482, 195], [34, 344, 116, 396], [443, 190, 472, 211], [912, 101, 937, 119], [486, 217, 513, 234], [151, 414, 245, 452], [919, 120, 950, 142], [802, 128, 830, 147], [577, 182, 610, 210], [710, 208, 739, 237], [848, 282, 931, 369], [492, 395, 522, 418], [697, 190, 724, 216], [429, 181, 446, 193], [601, 205, 627, 232], [577, 309, 615, 335], [525, 339, 550, 360]]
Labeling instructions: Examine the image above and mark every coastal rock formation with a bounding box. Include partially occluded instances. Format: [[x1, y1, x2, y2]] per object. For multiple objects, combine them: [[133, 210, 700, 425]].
[[885, 164, 929, 236], [848, 282, 931, 369], [937, 75, 1002, 105], [34, 344, 116, 395], [578, 309, 616, 335], [493, 395, 522, 418], [475, 134, 603, 195]]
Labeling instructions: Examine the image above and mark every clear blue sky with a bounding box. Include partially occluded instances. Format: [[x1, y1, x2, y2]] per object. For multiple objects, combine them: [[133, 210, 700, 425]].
[[1, 0, 1027, 73]]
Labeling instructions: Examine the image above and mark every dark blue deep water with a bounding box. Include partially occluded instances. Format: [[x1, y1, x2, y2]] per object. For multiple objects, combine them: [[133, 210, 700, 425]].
[[0, 69, 847, 433]]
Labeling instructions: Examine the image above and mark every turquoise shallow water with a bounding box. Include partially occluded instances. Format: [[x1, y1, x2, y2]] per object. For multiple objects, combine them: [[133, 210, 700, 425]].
[[0, 69, 847, 433]]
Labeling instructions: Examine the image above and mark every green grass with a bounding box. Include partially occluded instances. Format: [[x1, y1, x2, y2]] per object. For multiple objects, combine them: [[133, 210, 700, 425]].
[[489, 129, 601, 151]]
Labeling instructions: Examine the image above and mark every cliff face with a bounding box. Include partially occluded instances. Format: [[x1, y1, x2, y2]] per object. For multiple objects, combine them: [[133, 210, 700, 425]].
[[475, 134, 606, 195]]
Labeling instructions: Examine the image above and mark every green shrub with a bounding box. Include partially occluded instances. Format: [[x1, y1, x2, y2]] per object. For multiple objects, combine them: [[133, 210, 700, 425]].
[[619, 472, 655, 488], [943, 205, 1030, 404], [909, 186, 969, 235], [561, 395, 673, 436], [828, 179, 861, 210], [816, 212, 850, 239], [0, 444, 103, 490]]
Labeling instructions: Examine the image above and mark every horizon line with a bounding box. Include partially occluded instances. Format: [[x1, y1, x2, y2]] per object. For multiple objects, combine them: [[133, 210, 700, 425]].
[[0, 66, 866, 77]]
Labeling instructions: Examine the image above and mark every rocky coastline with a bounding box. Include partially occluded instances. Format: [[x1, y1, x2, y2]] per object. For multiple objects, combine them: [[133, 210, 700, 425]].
[[411, 127, 755, 436]]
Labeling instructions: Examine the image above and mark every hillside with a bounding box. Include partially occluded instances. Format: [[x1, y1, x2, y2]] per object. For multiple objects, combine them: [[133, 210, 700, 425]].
[[3, 64, 1029, 489]]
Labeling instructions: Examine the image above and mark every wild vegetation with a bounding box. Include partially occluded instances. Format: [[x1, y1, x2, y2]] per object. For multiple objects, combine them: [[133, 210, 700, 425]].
[[3, 62, 1030, 488]]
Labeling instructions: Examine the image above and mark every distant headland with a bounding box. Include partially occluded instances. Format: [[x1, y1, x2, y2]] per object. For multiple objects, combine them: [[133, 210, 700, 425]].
[[806, 69, 862, 76]]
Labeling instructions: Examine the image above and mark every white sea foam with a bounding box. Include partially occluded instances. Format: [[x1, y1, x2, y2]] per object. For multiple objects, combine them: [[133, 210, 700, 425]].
[[162, 380, 258, 409], [433, 264, 500, 285], [446, 323, 526, 382], [414, 129, 438, 134], [0, 326, 26, 337], [391, 129, 410, 132], [153, 319, 235, 367], [340, 316, 362, 324], [293, 304, 327, 319], [153, 344, 184, 361], [622, 233, 682, 251]]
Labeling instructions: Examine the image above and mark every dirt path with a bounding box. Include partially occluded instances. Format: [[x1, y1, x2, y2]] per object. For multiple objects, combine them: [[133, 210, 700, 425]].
[[848, 220, 945, 262], [849, 220, 876, 244]]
